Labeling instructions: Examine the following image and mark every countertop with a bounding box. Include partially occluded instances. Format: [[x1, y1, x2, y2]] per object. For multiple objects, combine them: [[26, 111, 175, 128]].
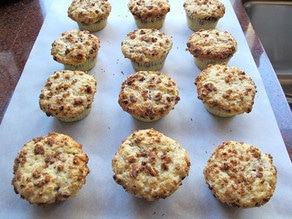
[[0, 0, 291, 161]]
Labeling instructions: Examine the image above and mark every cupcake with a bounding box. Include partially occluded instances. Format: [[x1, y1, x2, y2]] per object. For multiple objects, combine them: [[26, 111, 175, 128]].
[[39, 70, 97, 122], [186, 29, 237, 70], [194, 63, 257, 117], [68, 0, 112, 32], [51, 29, 100, 71], [118, 71, 180, 122], [204, 141, 277, 208], [12, 132, 90, 207], [112, 128, 191, 201], [128, 0, 170, 29], [183, 0, 225, 31], [121, 28, 172, 71]]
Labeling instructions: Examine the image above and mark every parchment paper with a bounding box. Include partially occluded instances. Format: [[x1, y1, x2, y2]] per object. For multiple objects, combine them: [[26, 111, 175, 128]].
[[0, 0, 292, 218]]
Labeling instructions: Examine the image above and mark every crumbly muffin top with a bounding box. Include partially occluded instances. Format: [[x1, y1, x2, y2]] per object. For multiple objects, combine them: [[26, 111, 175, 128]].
[[51, 29, 100, 65], [183, 0, 225, 19], [68, 0, 112, 24], [12, 132, 90, 207], [121, 28, 172, 63], [186, 29, 237, 60], [112, 128, 191, 201], [39, 70, 97, 119], [204, 141, 277, 208], [194, 64, 257, 115], [118, 71, 180, 121], [128, 0, 170, 19]]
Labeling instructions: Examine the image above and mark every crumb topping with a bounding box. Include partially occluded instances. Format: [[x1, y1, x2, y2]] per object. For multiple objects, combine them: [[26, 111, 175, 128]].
[[186, 29, 237, 60], [121, 28, 172, 63], [12, 132, 89, 207], [112, 129, 191, 201], [128, 0, 170, 19], [195, 64, 257, 115], [39, 70, 97, 119], [51, 29, 100, 65], [183, 0, 225, 19], [68, 0, 112, 24], [118, 71, 180, 121], [204, 141, 277, 208]]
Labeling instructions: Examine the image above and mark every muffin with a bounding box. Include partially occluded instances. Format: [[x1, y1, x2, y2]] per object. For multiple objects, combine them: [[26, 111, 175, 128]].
[[39, 70, 97, 122], [121, 28, 173, 71], [68, 0, 112, 32], [118, 71, 180, 122], [128, 0, 170, 29], [12, 132, 90, 207], [186, 29, 237, 70], [183, 0, 225, 31], [204, 141, 277, 208], [112, 128, 191, 201], [51, 29, 100, 71], [194, 63, 257, 117]]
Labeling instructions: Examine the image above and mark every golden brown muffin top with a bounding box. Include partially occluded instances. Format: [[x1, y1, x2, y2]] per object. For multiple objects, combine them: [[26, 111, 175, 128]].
[[12, 132, 90, 207], [186, 29, 237, 60], [204, 141, 277, 208], [51, 29, 100, 65], [183, 0, 225, 19], [112, 128, 191, 201], [39, 70, 97, 119], [118, 71, 180, 121], [68, 0, 112, 24], [128, 0, 170, 19], [194, 63, 257, 116], [121, 28, 172, 63]]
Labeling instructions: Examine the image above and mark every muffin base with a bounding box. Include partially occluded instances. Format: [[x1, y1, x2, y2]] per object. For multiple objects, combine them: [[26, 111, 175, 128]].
[[56, 108, 91, 122], [134, 15, 166, 29], [204, 104, 235, 117], [64, 56, 97, 71], [132, 115, 162, 122], [77, 18, 108, 32], [194, 57, 232, 70], [186, 14, 219, 31], [130, 56, 167, 71]]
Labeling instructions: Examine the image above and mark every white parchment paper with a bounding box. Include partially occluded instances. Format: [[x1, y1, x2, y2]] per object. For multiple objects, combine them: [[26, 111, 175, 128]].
[[1, 0, 292, 218]]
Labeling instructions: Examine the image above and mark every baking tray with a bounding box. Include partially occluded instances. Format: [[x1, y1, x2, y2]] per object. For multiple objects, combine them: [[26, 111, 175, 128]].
[[0, 0, 292, 218]]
